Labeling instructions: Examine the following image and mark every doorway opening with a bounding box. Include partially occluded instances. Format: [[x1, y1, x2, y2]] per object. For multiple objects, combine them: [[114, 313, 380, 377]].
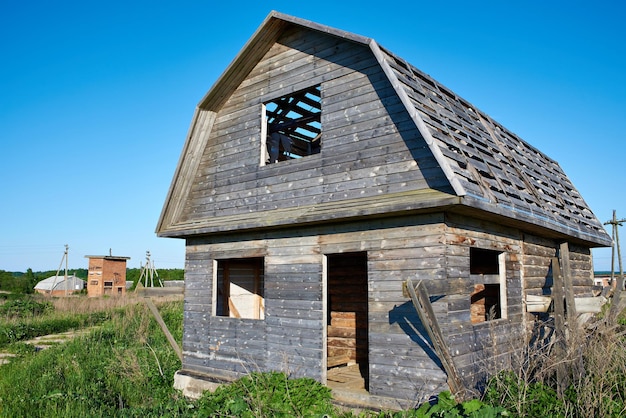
[[326, 252, 369, 392]]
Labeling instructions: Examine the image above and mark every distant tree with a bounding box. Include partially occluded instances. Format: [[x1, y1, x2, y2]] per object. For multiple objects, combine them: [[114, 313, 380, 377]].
[[126, 268, 141, 287], [0, 270, 12, 291], [0, 269, 33, 294], [71, 268, 88, 279], [24, 268, 37, 292], [158, 269, 184, 281]]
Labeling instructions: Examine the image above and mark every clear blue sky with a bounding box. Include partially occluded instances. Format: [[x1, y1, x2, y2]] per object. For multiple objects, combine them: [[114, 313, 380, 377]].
[[1, 1, 624, 272]]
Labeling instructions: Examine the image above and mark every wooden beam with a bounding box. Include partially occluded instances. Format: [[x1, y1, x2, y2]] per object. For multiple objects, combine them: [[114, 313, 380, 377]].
[[559, 242, 577, 320], [552, 257, 566, 336], [143, 297, 183, 362], [551, 257, 569, 396], [404, 279, 467, 401]]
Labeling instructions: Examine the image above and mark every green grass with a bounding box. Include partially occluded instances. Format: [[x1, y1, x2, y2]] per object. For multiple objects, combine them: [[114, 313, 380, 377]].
[[0, 296, 509, 417], [0, 301, 186, 417], [3, 293, 625, 417]]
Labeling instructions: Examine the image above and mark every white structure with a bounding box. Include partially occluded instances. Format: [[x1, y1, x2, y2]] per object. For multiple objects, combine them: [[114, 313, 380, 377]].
[[34, 275, 86, 296]]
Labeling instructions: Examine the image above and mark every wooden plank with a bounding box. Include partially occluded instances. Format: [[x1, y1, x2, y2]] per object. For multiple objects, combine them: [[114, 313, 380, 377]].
[[327, 354, 351, 368], [551, 257, 569, 396], [552, 257, 565, 330], [404, 279, 467, 401], [143, 297, 183, 362], [559, 242, 577, 320]]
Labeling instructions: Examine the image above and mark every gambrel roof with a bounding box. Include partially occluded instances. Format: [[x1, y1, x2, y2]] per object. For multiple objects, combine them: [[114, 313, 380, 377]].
[[157, 11, 611, 247]]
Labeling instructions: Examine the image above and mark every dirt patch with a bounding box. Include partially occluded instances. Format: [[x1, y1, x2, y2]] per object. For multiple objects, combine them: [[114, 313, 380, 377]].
[[0, 327, 96, 365]]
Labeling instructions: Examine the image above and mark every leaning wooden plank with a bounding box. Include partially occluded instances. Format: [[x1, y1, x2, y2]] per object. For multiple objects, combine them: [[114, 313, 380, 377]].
[[552, 257, 566, 336], [404, 279, 467, 401], [559, 242, 577, 320], [551, 257, 570, 396], [607, 280, 626, 325], [143, 297, 183, 362]]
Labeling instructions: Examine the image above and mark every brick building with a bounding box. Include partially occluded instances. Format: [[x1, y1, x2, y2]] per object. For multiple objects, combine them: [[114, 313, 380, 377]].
[[85, 254, 130, 297]]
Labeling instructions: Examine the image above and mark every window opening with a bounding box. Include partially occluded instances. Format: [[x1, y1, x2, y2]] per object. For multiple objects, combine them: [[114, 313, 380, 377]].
[[469, 248, 504, 323], [264, 85, 321, 164], [216, 258, 265, 320]]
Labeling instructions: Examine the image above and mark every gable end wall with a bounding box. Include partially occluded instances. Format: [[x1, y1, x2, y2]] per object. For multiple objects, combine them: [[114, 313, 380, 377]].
[[176, 26, 451, 228]]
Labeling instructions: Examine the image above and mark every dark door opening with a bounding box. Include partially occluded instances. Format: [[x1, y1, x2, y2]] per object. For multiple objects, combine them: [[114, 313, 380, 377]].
[[326, 252, 369, 391]]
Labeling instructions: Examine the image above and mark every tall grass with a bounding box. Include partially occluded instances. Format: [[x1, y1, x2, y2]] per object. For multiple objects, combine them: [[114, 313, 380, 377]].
[[483, 313, 626, 417], [0, 294, 129, 348], [0, 300, 188, 417], [3, 293, 622, 417]]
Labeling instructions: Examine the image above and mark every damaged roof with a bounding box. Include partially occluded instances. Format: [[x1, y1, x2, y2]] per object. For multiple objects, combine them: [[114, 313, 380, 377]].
[[157, 11, 611, 247]]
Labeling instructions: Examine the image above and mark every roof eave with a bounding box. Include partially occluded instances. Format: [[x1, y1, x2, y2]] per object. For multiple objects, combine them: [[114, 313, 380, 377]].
[[157, 189, 461, 238], [457, 195, 612, 248]]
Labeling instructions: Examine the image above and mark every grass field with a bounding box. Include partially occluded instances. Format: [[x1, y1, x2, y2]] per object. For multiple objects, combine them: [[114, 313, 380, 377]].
[[0, 293, 624, 417]]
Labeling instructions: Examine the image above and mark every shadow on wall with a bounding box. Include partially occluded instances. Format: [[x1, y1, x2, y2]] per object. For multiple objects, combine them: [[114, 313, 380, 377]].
[[389, 300, 444, 370]]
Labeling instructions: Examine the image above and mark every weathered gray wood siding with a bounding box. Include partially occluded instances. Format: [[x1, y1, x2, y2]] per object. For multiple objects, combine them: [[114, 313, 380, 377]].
[[442, 214, 525, 390], [320, 214, 451, 400], [182, 235, 325, 382], [180, 213, 551, 401], [522, 234, 594, 298], [183, 240, 270, 381], [265, 236, 325, 378], [181, 215, 453, 399], [567, 243, 594, 295], [178, 26, 450, 226]]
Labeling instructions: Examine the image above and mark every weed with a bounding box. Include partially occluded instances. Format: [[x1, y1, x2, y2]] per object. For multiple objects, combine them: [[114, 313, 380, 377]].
[[196, 371, 335, 417], [0, 297, 52, 318], [483, 314, 626, 417]]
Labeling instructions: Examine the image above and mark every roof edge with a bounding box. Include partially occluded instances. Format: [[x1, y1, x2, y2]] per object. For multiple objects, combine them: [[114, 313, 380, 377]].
[[366, 39, 466, 197], [459, 195, 612, 248], [198, 11, 372, 111]]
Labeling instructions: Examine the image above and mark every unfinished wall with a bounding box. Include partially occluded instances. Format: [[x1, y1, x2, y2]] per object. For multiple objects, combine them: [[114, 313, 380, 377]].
[[522, 234, 594, 298], [442, 213, 525, 390], [180, 212, 548, 402], [177, 26, 451, 227]]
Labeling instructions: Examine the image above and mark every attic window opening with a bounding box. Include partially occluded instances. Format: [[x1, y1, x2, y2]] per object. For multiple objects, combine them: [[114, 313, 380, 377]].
[[216, 258, 265, 320], [470, 248, 507, 324], [262, 85, 321, 164]]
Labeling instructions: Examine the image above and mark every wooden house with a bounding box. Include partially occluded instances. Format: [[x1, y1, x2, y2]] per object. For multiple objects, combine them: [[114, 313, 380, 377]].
[[85, 254, 130, 297], [157, 12, 611, 406]]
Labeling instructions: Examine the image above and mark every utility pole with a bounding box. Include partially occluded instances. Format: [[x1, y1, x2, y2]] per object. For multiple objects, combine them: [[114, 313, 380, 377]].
[[138, 251, 161, 288], [604, 210, 625, 288], [604, 210, 626, 323], [51, 244, 69, 297], [64, 244, 69, 297]]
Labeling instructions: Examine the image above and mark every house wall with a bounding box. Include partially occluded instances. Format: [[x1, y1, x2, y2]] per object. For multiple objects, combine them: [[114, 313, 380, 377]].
[[180, 213, 555, 401], [177, 26, 452, 227], [442, 214, 526, 390], [87, 258, 105, 297], [522, 234, 594, 298]]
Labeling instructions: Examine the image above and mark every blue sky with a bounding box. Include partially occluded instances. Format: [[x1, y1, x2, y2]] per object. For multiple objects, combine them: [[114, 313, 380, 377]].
[[1, 1, 624, 272]]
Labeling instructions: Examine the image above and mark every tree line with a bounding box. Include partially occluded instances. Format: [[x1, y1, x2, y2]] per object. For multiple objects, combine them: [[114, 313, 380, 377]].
[[0, 268, 184, 294]]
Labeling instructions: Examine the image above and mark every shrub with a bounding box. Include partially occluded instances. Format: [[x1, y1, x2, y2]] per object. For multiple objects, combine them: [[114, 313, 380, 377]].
[[0, 298, 53, 318], [483, 371, 563, 417]]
